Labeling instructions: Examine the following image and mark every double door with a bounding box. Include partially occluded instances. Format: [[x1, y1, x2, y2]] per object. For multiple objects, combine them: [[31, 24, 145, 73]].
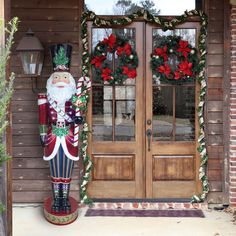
[[87, 21, 201, 199]]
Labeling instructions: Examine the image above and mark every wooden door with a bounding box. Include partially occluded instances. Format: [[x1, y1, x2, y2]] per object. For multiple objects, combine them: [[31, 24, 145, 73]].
[[87, 21, 201, 199], [87, 22, 145, 198], [145, 23, 201, 199]]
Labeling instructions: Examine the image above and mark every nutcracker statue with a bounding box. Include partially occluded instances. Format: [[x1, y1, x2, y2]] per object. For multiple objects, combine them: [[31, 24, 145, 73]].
[[38, 44, 83, 225]]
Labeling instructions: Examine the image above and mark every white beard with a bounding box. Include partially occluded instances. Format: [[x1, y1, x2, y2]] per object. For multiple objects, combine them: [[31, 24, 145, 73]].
[[47, 82, 76, 104]]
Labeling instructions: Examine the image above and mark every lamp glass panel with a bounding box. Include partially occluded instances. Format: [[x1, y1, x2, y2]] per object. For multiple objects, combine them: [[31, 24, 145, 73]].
[[20, 51, 40, 75], [37, 52, 44, 75]]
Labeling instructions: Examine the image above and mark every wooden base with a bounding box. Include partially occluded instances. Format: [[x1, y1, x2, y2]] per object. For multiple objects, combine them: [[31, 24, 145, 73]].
[[44, 197, 78, 225]]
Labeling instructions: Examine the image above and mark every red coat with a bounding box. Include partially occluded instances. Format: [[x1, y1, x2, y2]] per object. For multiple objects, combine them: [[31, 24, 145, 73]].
[[38, 93, 79, 161]]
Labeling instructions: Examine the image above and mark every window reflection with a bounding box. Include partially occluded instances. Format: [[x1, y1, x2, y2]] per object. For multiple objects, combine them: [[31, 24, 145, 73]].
[[176, 86, 195, 141], [92, 86, 112, 141], [153, 86, 173, 141]]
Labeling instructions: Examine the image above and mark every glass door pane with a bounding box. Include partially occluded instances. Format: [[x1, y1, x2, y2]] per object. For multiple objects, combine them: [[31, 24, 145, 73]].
[[91, 28, 136, 141], [152, 28, 196, 141]]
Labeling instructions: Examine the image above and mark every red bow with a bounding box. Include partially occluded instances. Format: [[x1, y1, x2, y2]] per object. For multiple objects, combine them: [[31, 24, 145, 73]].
[[117, 43, 132, 56], [158, 63, 171, 77], [178, 61, 193, 76], [122, 66, 137, 78], [101, 68, 112, 81], [102, 34, 116, 51], [91, 55, 106, 68], [174, 71, 181, 80], [155, 46, 168, 61], [177, 40, 191, 58]]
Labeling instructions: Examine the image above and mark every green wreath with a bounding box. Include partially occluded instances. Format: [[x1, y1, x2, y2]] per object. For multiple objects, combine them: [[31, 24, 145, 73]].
[[91, 34, 138, 85], [151, 35, 199, 84]]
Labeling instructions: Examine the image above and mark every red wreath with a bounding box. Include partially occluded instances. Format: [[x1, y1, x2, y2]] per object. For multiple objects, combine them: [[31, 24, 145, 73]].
[[151, 36, 198, 83], [91, 34, 138, 85]]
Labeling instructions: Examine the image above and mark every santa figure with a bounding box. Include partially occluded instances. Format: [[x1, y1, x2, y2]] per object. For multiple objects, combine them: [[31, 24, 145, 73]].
[[38, 44, 83, 213]]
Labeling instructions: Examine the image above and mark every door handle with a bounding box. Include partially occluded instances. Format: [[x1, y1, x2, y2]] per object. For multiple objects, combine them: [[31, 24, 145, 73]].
[[146, 129, 152, 151]]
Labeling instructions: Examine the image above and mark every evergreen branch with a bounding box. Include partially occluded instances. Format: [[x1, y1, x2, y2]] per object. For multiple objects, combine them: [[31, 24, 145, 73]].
[[0, 17, 18, 213]]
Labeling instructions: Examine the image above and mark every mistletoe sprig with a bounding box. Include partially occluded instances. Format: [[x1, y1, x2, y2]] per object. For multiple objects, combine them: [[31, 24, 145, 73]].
[[80, 9, 208, 204], [91, 34, 138, 85], [151, 35, 199, 84]]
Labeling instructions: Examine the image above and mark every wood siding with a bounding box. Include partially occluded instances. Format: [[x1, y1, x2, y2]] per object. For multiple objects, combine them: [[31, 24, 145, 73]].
[[11, 0, 82, 203], [10, 0, 227, 203], [206, 0, 226, 203]]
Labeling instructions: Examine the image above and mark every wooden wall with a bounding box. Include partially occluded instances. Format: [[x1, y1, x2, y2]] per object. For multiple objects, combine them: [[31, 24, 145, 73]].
[[205, 0, 227, 203], [10, 0, 228, 203], [11, 0, 82, 202]]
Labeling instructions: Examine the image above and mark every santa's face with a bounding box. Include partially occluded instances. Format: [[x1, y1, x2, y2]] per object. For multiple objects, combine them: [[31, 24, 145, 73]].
[[52, 72, 70, 87], [46, 72, 76, 104]]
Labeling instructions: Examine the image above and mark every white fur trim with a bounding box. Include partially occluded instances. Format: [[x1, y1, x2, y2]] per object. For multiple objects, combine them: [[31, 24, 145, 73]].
[[43, 137, 79, 161], [38, 98, 47, 105], [61, 137, 79, 161], [43, 137, 61, 161]]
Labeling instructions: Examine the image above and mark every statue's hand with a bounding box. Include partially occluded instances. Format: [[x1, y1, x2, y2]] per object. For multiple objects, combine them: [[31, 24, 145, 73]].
[[74, 116, 83, 125], [40, 135, 46, 147]]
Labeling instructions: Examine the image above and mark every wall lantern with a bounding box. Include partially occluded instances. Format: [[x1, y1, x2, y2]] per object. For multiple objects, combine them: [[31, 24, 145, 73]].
[[16, 29, 44, 92], [16, 29, 44, 75]]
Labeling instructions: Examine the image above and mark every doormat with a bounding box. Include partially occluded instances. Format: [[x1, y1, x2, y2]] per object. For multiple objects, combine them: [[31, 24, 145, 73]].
[[85, 209, 205, 218]]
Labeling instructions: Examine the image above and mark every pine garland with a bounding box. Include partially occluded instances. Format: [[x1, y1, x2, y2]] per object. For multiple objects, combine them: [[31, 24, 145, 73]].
[[80, 9, 208, 204]]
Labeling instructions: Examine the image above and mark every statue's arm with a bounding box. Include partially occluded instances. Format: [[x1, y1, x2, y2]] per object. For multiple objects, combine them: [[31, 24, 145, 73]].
[[38, 93, 48, 147]]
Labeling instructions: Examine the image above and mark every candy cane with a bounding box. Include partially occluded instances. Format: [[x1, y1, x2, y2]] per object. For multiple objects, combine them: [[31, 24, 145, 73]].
[[73, 76, 91, 147]]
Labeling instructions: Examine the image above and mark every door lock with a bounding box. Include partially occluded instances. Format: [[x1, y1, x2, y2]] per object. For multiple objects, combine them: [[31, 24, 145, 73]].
[[147, 119, 152, 125], [146, 129, 152, 151]]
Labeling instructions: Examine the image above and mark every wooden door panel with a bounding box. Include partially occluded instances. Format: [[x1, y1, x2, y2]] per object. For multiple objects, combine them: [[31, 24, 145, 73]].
[[153, 155, 194, 180], [93, 155, 135, 180], [88, 181, 136, 198], [152, 142, 195, 154], [153, 181, 195, 198]]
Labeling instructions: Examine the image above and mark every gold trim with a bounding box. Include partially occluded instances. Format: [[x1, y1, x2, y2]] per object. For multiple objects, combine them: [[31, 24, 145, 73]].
[[44, 209, 78, 225]]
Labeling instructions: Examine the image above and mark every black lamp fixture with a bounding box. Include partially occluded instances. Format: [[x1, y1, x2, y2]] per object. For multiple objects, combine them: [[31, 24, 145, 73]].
[[16, 29, 44, 92]]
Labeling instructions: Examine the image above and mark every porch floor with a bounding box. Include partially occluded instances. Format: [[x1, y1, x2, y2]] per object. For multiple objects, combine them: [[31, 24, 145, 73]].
[[13, 204, 236, 236]]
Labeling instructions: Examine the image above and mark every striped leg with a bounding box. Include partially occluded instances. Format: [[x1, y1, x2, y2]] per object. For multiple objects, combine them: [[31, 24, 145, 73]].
[[51, 181, 61, 213], [49, 150, 62, 213], [49, 145, 75, 213]]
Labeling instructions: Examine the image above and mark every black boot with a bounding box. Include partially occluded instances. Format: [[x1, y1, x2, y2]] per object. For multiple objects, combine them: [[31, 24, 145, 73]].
[[61, 183, 71, 213], [51, 182, 61, 213]]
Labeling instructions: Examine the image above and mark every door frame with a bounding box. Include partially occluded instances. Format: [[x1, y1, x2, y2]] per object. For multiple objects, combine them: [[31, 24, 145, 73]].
[[80, 11, 208, 201]]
